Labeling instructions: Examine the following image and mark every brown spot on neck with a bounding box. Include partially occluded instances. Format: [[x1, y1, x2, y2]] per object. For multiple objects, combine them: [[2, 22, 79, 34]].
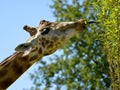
[[12, 60, 24, 76], [38, 47, 42, 54], [0, 69, 7, 77], [47, 44, 53, 49], [52, 37, 58, 41], [42, 41, 45, 48], [0, 77, 14, 90], [29, 55, 38, 62], [22, 55, 29, 60]]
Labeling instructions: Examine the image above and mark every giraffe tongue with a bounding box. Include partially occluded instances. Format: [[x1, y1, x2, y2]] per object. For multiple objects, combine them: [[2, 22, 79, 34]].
[[87, 21, 99, 24]]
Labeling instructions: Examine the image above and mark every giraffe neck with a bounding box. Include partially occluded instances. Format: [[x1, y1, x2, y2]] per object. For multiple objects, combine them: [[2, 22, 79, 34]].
[[0, 52, 42, 90], [0, 37, 61, 89]]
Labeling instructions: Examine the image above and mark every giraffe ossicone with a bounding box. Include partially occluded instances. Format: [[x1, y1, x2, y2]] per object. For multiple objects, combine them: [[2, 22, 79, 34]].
[[0, 19, 88, 89]]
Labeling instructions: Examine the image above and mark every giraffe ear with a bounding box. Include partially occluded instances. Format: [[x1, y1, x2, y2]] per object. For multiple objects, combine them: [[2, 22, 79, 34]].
[[15, 43, 32, 52]]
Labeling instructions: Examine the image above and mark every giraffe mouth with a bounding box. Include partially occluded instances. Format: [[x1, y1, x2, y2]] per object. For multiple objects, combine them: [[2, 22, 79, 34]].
[[55, 19, 86, 32]]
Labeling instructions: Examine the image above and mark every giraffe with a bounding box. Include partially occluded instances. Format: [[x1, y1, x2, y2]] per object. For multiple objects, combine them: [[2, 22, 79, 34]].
[[0, 19, 92, 89]]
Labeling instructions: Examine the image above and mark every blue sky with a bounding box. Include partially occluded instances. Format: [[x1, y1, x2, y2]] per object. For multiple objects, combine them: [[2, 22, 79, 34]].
[[0, 0, 55, 90]]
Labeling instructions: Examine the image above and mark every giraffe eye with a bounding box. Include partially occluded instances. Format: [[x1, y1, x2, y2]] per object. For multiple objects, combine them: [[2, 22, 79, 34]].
[[41, 28, 50, 35]]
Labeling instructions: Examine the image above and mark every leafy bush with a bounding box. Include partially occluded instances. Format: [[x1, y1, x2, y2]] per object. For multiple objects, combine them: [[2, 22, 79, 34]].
[[29, 0, 120, 90]]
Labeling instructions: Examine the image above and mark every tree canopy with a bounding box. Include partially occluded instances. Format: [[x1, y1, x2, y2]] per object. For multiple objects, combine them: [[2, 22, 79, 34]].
[[28, 0, 119, 90]]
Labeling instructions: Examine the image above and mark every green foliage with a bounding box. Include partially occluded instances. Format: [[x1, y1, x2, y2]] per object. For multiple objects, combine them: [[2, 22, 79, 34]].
[[28, 0, 120, 89], [93, 0, 120, 89]]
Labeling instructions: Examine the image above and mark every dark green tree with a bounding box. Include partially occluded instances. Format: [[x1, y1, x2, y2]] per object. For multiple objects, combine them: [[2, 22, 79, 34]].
[[29, 0, 112, 90], [94, 0, 120, 89]]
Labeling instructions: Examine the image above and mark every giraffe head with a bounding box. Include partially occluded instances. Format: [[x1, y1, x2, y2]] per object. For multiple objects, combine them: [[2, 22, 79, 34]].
[[0, 19, 96, 90], [15, 19, 86, 61]]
